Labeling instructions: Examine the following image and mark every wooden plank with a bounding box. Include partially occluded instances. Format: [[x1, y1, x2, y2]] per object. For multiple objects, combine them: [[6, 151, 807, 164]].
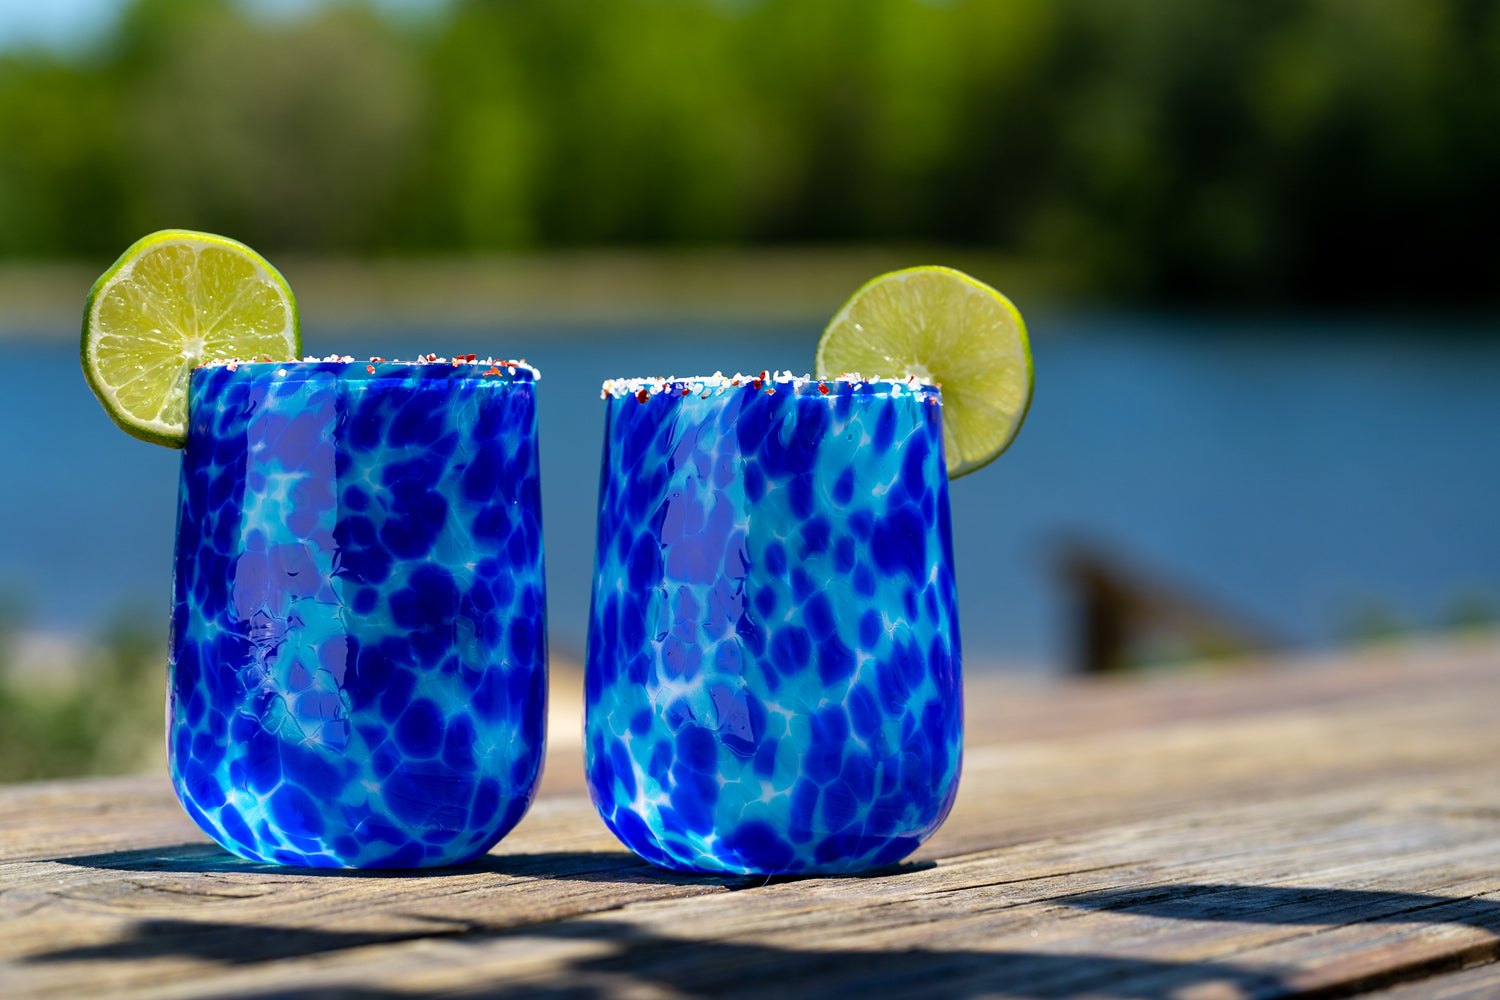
[[0, 636, 1497, 998], [1359, 961, 1500, 1000], [16, 773, 1499, 1000]]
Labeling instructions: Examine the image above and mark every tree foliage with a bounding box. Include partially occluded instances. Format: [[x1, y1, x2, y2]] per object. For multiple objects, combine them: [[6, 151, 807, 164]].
[[0, 0, 1495, 302]]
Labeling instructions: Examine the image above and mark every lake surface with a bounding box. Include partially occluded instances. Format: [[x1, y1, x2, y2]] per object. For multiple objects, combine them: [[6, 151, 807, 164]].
[[3, 311, 1498, 671]]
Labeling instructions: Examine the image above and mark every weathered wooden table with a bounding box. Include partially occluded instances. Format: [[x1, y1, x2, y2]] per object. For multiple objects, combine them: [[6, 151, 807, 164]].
[[3, 637, 1498, 999]]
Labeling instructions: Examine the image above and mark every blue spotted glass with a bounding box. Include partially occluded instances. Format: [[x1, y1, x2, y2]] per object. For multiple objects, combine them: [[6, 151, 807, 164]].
[[585, 374, 962, 875], [167, 359, 547, 868]]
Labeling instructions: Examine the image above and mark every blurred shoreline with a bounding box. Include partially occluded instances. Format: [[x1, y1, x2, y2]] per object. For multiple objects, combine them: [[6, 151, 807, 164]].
[[0, 247, 1064, 335], [9, 249, 1494, 341]]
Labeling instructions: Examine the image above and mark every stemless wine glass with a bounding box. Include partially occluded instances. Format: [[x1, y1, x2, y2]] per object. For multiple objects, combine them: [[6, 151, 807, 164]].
[[168, 358, 547, 868], [585, 372, 961, 875]]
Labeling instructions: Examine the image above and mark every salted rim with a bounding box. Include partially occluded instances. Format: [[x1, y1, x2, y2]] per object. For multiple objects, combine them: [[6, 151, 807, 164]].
[[197, 355, 540, 378], [601, 370, 940, 400]]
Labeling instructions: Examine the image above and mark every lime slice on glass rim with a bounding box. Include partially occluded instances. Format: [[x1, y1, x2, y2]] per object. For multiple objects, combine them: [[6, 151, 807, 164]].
[[815, 265, 1033, 479], [81, 229, 301, 448]]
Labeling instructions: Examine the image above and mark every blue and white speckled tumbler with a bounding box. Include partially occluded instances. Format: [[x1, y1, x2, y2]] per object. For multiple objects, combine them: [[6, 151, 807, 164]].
[[167, 359, 547, 868], [585, 373, 962, 874]]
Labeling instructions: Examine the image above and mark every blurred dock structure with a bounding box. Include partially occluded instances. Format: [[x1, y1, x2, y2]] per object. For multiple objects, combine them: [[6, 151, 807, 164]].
[[1058, 541, 1281, 673]]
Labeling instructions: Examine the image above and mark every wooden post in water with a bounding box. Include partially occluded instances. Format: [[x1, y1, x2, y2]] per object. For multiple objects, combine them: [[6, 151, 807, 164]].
[[1058, 541, 1279, 673]]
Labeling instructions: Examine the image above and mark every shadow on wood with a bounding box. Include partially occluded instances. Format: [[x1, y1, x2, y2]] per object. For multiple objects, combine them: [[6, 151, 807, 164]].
[[52, 844, 932, 887], [1056, 540, 1280, 674], [1063, 883, 1500, 935], [28, 882, 1500, 998], [22, 915, 1294, 999]]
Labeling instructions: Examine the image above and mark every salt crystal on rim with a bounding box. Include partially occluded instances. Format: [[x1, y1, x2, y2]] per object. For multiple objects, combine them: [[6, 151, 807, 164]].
[[196, 357, 540, 378], [599, 370, 939, 400]]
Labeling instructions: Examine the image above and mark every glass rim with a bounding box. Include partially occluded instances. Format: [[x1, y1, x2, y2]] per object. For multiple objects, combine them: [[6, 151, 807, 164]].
[[192, 355, 540, 385], [600, 370, 941, 401]]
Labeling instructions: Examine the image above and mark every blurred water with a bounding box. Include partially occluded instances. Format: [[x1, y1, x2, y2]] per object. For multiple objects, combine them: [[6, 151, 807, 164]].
[[3, 311, 1498, 671]]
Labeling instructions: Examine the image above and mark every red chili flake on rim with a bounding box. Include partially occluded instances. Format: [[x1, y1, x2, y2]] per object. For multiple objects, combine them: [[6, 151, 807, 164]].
[[818, 383, 830, 395], [752, 379, 763, 391], [482, 366, 502, 377], [681, 387, 691, 396], [636, 388, 650, 403], [732, 379, 741, 386], [366, 365, 376, 374]]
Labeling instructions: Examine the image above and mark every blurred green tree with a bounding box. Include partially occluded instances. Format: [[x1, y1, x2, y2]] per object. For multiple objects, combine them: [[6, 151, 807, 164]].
[[0, 0, 1494, 303], [110, 0, 424, 251], [0, 54, 124, 256]]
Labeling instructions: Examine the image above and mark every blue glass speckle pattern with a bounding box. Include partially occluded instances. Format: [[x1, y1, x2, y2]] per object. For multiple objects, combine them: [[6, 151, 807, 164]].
[[168, 360, 547, 868], [585, 376, 962, 874]]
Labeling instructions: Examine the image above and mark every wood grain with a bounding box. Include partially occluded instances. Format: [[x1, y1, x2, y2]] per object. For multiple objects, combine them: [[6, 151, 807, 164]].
[[2, 635, 1498, 999]]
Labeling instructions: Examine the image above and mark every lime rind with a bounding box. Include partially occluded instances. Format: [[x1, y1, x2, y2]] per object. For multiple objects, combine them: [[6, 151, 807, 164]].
[[81, 230, 301, 448], [815, 265, 1032, 479]]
